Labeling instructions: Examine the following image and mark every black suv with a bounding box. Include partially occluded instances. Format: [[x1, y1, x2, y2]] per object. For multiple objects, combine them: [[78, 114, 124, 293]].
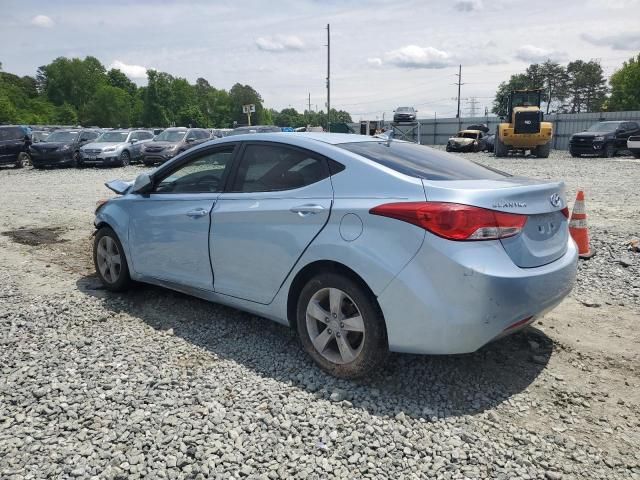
[[0, 125, 32, 168], [569, 121, 640, 158], [29, 129, 101, 168]]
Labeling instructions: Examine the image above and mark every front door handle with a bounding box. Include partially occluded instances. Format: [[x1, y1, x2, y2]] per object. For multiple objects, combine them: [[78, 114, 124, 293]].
[[290, 204, 325, 216], [186, 208, 208, 218]]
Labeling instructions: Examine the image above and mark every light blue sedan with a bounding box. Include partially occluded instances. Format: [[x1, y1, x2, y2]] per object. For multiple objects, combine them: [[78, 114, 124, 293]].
[[93, 133, 577, 378]]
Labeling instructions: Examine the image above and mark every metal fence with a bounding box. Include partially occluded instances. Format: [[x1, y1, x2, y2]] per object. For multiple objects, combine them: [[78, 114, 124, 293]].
[[349, 110, 640, 150]]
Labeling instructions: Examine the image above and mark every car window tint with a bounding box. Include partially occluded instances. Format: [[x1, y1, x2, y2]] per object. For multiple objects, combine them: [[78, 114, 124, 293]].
[[338, 141, 510, 181], [155, 147, 235, 194], [0, 127, 25, 141], [231, 144, 329, 192]]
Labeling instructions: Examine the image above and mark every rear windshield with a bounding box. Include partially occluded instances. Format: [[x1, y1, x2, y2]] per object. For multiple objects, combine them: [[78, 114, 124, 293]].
[[0, 127, 27, 141], [338, 141, 510, 181]]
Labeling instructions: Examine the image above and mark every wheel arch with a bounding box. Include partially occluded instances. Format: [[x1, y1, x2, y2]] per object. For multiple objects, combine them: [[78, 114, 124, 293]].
[[286, 260, 381, 331]]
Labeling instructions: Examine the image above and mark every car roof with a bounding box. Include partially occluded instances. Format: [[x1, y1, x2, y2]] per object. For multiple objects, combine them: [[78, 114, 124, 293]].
[[204, 132, 385, 147]]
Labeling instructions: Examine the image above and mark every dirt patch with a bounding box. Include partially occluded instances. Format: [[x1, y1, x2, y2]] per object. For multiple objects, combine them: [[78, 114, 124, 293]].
[[2, 226, 68, 246]]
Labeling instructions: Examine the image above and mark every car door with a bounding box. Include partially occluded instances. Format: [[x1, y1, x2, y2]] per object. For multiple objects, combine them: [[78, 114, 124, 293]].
[[128, 145, 236, 290], [211, 142, 334, 304]]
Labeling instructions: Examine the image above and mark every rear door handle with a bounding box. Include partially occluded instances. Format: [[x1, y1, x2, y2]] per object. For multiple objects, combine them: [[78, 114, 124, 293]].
[[186, 208, 209, 218], [290, 204, 325, 216]]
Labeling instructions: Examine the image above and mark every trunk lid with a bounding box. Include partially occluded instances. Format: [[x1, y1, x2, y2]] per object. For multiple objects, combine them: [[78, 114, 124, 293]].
[[422, 177, 569, 268]]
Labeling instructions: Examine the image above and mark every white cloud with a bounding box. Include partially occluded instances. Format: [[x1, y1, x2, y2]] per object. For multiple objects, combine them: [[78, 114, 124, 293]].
[[109, 60, 149, 79], [367, 57, 383, 67], [255, 35, 305, 52], [582, 32, 640, 51], [383, 45, 452, 69], [30, 15, 54, 28], [515, 45, 567, 62], [453, 0, 483, 11]]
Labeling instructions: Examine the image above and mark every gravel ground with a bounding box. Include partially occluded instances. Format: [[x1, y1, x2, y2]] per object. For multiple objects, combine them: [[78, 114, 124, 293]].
[[0, 150, 639, 480]]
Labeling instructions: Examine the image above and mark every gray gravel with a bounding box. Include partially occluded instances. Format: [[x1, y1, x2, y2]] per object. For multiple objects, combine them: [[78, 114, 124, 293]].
[[0, 153, 639, 479]]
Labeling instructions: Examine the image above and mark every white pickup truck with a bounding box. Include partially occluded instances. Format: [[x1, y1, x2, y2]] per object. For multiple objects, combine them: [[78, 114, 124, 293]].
[[628, 135, 640, 159]]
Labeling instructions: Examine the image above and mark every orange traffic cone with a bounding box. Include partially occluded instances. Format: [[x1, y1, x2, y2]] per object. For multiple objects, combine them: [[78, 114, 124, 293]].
[[569, 191, 595, 259]]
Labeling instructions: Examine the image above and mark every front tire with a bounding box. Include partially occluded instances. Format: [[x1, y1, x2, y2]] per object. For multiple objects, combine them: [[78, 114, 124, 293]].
[[570, 150, 581, 158], [15, 152, 31, 168], [296, 273, 388, 379], [94, 227, 131, 292], [603, 143, 616, 158], [119, 150, 131, 167]]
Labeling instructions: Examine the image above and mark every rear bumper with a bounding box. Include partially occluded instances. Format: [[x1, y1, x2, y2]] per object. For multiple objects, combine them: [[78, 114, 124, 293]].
[[378, 234, 578, 354]]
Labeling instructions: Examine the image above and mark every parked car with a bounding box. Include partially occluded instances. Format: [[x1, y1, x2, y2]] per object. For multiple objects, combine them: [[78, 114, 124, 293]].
[[30, 129, 101, 168], [79, 130, 154, 167], [227, 125, 282, 136], [210, 128, 233, 138], [93, 133, 577, 378], [0, 125, 32, 168], [31, 130, 50, 143], [628, 135, 640, 158], [569, 121, 640, 158], [393, 107, 417, 123], [141, 127, 211, 166], [445, 130, 487, 152]]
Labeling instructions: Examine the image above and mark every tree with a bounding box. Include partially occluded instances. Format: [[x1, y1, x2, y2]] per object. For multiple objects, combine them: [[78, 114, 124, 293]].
[[607, 54, 640, 111], [492, 73, 532, 116], [85, 85, 132, 127], [107, 68, 137, 97], [528, 61, 569, 114], [229, 83, 264, 125], [55, 103, 78, 124], [564, 60, 607, 113], [142, 70, 170, 127]]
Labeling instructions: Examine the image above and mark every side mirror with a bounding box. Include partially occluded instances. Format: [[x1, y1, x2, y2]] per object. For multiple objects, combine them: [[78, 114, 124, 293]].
[[131, 173, 153, 194], [186, 137, 195, 143]]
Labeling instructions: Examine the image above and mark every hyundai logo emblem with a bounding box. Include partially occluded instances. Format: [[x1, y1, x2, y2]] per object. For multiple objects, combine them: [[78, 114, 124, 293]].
[[549, 193, 562, 208]]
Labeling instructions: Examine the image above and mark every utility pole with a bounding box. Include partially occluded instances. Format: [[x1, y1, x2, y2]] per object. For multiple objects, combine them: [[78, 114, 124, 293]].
[[454, 64, 464, 130], [308, 92, 311, 114], [326, 23, 331, 132]]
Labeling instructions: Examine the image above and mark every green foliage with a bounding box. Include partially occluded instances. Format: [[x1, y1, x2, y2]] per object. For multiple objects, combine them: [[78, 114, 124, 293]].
[[85, 85, 132, 127], [493, 58, 608, 115], [229, 83, 264, 125], [606, 54, 640, 111]]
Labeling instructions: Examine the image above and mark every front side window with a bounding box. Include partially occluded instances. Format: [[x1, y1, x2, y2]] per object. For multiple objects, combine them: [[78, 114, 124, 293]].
[[339, 141, 509, 181], [155, 147, 235, 194], [230, 144, 329, 192]]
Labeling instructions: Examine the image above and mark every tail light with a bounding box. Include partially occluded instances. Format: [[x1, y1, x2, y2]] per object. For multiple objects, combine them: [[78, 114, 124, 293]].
[[561, 207, 570, 218], [370, 202, 527, 241]]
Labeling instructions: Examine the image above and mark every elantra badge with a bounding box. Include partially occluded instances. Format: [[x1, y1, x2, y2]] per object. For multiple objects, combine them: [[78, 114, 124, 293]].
[[549, 193, 562, 208]]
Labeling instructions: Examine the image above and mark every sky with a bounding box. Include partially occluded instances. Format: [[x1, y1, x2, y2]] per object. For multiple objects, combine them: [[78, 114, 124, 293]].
[[1, 0, 639, 121]]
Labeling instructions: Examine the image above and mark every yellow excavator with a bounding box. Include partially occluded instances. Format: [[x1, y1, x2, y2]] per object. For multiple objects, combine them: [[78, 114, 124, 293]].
[[495, 89, 553, 158]]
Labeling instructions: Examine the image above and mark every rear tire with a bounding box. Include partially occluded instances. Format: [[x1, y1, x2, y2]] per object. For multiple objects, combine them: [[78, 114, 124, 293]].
[[93, 227, 131, 292], [15, 152, 31, 168], [494, 133, 508, 157], [533, 142, 551, 158], [296, 273, 388, 379]]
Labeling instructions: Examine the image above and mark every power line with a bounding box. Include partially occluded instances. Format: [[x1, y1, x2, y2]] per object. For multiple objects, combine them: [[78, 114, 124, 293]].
[[466, 96, 479, 117]]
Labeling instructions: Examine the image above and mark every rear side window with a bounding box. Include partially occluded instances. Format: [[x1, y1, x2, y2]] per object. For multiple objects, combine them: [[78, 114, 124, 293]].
[[338, 141, 510, 181], [0, 127, 26, 141], [231, 144, 330, 192]]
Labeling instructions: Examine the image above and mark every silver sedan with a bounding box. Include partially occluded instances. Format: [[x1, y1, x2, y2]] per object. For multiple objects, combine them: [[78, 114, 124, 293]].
[[93, 133, 577, 378]]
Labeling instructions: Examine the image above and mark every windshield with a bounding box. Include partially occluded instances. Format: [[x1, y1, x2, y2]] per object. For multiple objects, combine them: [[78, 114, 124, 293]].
[[46, 131, 78, 143], [339, 141, 509, 181], [96, 132, 129, 143], [511, 92, 540, 108], [155, 130, 186, 142], [586, 122, 620, 133], [457, 132, 478, 139], [397, 107, 412, 112]]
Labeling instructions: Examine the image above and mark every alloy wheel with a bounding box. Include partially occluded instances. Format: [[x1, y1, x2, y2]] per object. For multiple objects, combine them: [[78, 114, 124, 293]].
[[305, 287, 365, 365], [96, 236, 122, 284]]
